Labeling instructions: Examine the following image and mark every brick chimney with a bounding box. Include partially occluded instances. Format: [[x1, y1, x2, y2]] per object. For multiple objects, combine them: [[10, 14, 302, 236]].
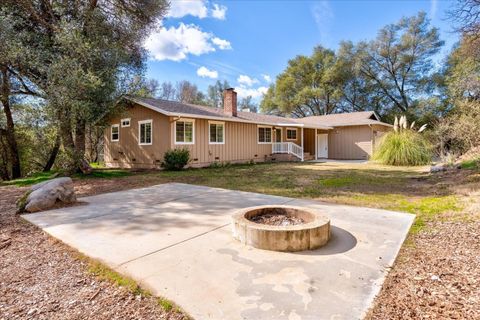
[[223, 88, 237, 117]]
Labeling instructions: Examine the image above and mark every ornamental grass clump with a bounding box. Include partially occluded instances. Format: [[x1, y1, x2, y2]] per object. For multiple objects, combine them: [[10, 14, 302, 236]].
[[373, 116, 432, 166]]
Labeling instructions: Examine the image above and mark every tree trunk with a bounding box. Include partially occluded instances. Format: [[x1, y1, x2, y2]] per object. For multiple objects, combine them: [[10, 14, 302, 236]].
[[0, 66, 21, 179], [74, 117, 86, 159], [0, 130, 10, 180], [59, 108, 76, 172], [43, 134, 61, 172], [74, 118, 92, 174]]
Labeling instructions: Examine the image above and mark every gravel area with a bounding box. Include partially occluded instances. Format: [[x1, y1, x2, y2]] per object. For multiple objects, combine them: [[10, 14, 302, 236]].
[[0, 185, 187, 320]]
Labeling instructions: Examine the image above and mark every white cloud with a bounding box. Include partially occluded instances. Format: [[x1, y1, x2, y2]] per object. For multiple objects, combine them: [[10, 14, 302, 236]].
[[212, 37, 232, 50], [236, 86, 268, 99], [429, 0, 438, 20], [197, 66, 218, 79], [167, 1, 227, 20], [167, 0, 208, 19], [211, 3, 227, 20], [145, 23, 231, 61], [262, 74, 272, 83], [312, 1, 334, 45], [237, 75, 259, 87]]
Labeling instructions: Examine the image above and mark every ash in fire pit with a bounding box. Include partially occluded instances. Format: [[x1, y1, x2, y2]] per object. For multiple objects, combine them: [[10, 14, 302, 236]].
[[248, 208, 305, 226]]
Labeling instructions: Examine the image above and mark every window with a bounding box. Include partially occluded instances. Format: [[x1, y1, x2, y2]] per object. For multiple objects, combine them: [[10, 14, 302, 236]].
[[121, 118, 130, 127], [175, 120, 194, 144], [209, 121, 224, 144], [138, 120, 152, 145], [258, 126, 272, 143], [286, 128, 297, 140], [111, 124, 119, 142]]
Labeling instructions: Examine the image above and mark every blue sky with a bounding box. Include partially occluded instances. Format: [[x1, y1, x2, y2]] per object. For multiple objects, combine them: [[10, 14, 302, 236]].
[[145, 0, 458, 101]]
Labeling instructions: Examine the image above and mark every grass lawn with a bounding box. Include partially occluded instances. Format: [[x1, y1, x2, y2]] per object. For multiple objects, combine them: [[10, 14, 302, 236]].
[[1, 169, 131, 186], [1, 171, 60, 187], [69, 161, 477, 234], [4, 161, 476, 232]]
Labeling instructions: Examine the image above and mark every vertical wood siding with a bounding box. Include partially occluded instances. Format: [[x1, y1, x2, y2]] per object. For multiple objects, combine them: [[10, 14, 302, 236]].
[[371, 124, 391, 153], [328, 126, 373, 159], [104, 104, 171, 168], [104, 103, 274, 168], [171, 119, 272, 166], [303, 129, 316, 155]]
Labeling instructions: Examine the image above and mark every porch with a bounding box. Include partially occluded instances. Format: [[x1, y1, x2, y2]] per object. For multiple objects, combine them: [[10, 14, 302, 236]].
[[271, 127, 329, 162]]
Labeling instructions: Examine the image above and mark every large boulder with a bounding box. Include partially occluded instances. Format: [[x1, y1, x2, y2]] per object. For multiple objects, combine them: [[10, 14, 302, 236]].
[[18, 177, 76, 213]]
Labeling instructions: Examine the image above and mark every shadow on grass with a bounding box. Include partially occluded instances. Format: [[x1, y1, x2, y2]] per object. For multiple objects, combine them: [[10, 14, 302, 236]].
[[75, 169, 132, 179]]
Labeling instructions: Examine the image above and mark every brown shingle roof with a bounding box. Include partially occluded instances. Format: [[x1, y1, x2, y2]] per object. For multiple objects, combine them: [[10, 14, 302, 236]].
[[126, 96, 332, 129], [126, 97, 391, 128], [298, 111, 392, 127]]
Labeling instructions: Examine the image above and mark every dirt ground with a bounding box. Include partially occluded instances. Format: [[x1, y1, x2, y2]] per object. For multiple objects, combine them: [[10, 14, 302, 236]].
[[367, 220, 480, 319], [1, 163, 479, 319], [0, 186, 187, 320]]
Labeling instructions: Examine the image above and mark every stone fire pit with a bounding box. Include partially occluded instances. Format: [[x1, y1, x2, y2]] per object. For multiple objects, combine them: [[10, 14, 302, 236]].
[[232, 205, 331, 252]]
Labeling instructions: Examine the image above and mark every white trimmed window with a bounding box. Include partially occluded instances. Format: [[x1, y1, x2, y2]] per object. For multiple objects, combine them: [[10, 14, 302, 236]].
[[121, 118, 131, 127], [258, 126, 272, 144], [286, 128, 297, 140], [175, 119, 195, 144], [111, 124, 119, 142], [209, 121, 225, 144], [138, 120, 152, 145]]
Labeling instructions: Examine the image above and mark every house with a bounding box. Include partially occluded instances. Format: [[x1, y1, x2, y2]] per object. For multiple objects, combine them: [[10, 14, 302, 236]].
[[104, 88, 391, 168]]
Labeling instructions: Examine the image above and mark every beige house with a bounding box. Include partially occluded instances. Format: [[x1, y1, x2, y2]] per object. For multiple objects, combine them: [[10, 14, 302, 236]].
[[104, 89, 391, 168]]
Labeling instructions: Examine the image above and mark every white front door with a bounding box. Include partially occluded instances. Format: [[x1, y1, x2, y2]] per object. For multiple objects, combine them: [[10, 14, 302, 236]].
[[317, 134, 328, 158]]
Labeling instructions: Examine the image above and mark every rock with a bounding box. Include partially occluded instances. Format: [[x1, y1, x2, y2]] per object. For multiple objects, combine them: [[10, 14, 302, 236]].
[[430, 164, 447, 173], [19, 177, 76, 213], [431, 275, 440, 281]]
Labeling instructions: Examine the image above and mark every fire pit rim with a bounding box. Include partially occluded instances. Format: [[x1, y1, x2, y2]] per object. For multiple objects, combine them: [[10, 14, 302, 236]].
[[232, 205, 329, 231], [232, 205, 331, 252]]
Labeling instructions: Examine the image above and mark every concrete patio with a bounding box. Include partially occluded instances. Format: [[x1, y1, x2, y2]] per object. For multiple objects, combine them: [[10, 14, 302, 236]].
[[24, 183, 414, 320]]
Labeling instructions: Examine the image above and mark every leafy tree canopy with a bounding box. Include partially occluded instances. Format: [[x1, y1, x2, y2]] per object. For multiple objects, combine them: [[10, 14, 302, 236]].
[[261, 12, 444, 120]]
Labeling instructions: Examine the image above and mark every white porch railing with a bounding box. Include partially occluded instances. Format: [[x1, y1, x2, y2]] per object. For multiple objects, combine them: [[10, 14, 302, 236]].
[[272, 142, 304, 161]]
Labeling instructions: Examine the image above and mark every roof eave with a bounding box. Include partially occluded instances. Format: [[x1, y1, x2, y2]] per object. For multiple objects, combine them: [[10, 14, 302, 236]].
[[125, 97, 308, 127], [329, 121, 393, 128]]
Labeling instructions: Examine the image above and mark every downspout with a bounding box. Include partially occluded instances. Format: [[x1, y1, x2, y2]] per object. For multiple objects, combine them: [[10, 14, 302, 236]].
[[368, 124, 373, 159], [301, 127, 304, 161]]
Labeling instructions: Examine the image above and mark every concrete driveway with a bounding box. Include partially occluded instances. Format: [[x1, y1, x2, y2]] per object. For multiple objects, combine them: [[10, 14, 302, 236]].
[[24, 183, 414, 320]]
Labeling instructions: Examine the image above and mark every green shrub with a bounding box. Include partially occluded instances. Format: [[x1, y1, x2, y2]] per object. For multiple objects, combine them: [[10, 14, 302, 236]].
[[373, 130, 432, 166], [208, 161, 232, 169], [162, 148, 190, 171], [461, 158, 480, 170]]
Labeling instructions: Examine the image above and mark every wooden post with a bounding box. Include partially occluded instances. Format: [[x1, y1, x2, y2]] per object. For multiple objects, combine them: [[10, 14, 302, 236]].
[[301, 127, 304, 161], [315, 129, 318, 160]]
